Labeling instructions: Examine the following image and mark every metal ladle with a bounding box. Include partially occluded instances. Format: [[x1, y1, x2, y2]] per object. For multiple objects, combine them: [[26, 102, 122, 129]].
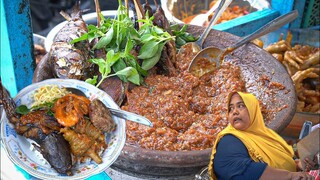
[[188, 10, 299, 77], [178, 0, 232, 55]]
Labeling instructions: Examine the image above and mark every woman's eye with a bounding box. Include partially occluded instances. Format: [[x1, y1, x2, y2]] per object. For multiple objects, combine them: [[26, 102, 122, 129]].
[[228, 106, 234, 112], [238, 103, 246, 109]]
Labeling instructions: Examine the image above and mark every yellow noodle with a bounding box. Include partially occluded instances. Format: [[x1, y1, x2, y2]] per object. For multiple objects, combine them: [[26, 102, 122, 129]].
[[32, 85, 70, 107]]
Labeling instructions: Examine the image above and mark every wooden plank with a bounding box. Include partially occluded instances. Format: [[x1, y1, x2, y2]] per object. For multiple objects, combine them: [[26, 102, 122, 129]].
[[0, 0, 34, 97], [212, 9, 280, 37]]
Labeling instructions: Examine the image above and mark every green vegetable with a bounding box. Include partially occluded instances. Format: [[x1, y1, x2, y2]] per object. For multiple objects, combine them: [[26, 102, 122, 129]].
[[141, 42, 165, 70], [138, 41, 159, 59], [15, 101, 55, 115], [71, 1, 174, 87], [171, 24, 199, 49], [93, 27, 114, 49], [16, 105, 30, 115]]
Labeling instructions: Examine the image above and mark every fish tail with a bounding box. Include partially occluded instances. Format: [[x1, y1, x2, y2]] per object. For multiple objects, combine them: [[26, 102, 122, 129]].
[[71, 1, 82, 18]]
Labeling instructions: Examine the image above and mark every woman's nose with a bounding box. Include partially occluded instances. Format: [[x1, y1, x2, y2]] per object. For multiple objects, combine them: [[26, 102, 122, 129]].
[[232, 108, 239, 115]]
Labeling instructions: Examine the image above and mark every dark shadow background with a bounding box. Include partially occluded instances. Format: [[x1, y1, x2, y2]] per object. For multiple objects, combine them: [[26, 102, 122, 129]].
[[30, 0, 157, 36]]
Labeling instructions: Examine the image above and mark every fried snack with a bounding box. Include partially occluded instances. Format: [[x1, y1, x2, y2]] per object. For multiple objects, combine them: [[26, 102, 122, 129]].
[[252, 39, 264, 48], [282, 61, 295, 76], [265, 40, 289, 53], [284, 51, 301, 69], [265, 32, 320, 113], [300, 51, 320, 69], [292, 68, 318, 89], [61, 127, 104, 164], [271, 53, 283, 62], [74, 118, 105, 142]]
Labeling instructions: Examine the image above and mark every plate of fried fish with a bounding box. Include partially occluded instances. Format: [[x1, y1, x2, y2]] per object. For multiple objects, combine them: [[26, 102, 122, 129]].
[[0, 79, 126, 180]]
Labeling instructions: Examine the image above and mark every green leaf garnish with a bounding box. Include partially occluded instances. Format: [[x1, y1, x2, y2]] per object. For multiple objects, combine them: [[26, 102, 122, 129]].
[[16, 105, 30, 115], [71, 1, 176, 87]]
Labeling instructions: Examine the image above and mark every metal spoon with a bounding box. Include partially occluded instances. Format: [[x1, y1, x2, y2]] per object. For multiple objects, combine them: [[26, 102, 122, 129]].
[[189, 0, 221, 26], [188, 10, 299, 77], [178, 0, 232, 55], [67, 88, 153, 127]]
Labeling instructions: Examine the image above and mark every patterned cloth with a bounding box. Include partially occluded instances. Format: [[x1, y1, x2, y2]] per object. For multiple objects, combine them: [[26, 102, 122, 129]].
[[309, 170, 320, 180]]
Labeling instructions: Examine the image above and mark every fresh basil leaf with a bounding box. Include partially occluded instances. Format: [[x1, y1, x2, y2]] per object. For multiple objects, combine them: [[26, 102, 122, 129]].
[[127, 71, 140, 85], [108, 52, 121, 66], [103, 62, 111, 75], [136, 64, 148, 77], [85, 76, 98, 85], [180, 24, 188, 32], [138, 41, 160, 59], [115, 67, 140, 85], [125, 55, 137, 67], [112, 59, 127, 72], [141, 43, 165, 70], [87, 24, 99, 31], [153, 26, 164, 35], [184, 34, 199, 41], [93, 27, 114, 49], [89, 58, 106, 74], [16, 105, 30, 115], [107, 50, 115, 61], [70, 33, 88, 44], [87, 33, 98, 43], [129, 28, 140, 40], [115, 66, 135, 76], [124, 39, 133, 55], [89, 58, 105, 64], [140, 34, 154, 42], [170, 24, 179, 31], [176, 36, 187, 47]]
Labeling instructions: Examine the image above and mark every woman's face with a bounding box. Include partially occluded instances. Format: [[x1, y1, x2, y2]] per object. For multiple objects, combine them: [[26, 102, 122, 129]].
[[228, 93, 251, 131]]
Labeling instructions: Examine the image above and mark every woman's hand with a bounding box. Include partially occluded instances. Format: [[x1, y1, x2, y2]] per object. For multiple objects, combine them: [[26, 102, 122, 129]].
[[296, 153, 319, 171], [289, 171, 315, 180], [260, 166, 316, 180], [303, 157, 318, 171]]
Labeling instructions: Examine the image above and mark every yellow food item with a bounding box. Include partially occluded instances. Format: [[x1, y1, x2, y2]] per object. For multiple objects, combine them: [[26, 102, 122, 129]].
[[32, 85, 70, 107]]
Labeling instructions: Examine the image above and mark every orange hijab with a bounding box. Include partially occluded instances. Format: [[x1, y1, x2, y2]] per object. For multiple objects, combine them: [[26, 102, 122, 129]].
[[208, 92, 296, 179]]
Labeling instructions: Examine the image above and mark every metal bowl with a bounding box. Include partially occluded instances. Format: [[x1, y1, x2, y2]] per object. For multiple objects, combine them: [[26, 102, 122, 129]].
[[160, 0, 270, 25], [33, 34, 46, 49]]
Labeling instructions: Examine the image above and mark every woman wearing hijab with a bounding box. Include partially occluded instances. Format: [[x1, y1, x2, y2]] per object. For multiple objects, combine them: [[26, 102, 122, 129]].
[[208, 92, 315, 180]]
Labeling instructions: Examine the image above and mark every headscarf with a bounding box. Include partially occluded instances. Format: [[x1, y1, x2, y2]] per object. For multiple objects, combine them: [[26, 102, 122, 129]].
[[208, 92, 296, 179]]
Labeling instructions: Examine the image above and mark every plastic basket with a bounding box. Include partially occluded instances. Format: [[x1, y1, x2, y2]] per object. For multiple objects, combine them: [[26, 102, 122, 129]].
[[302, 0, 320, 28]]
